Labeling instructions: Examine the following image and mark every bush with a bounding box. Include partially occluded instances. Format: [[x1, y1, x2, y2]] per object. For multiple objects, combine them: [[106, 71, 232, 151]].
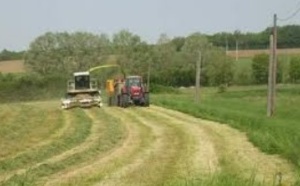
[[252, 54, 269, 84], [0, 73, 67, 102], [289, 57, 300, 83], [252, 54, 283, 84], [149, 83, 180, 94]]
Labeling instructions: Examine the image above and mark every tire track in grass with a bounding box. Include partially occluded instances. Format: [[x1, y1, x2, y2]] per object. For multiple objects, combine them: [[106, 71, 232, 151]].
[[44, 107, 152, 186], [0, 108, 91, 183], [150, 105, 297, 185]]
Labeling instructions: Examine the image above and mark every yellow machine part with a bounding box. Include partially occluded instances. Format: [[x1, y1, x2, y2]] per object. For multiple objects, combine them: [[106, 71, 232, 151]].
[[106, 79, 115, 96]]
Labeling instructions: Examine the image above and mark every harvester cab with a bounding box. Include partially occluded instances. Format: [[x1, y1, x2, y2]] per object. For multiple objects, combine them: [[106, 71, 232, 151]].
[[61, 71, 103, 109]]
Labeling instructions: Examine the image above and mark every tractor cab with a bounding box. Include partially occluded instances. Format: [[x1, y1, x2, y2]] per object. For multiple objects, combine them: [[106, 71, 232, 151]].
[[125, 76, 142, 87]]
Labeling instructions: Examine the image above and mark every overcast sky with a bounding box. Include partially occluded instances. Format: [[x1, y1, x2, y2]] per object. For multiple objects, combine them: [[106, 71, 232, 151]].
[[1, 0, 300, 51]]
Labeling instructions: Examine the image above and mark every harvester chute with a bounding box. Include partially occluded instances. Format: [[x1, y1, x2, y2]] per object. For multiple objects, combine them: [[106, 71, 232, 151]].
[[89, 64, 120, 73]]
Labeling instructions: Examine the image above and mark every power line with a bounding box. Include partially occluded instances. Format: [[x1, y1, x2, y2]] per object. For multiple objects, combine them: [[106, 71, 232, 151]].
[[278, 1, 300, 21]]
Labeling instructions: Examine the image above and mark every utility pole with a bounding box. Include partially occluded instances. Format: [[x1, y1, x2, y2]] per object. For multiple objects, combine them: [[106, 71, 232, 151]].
[[235, 40, 239, 61], [267, 35, 274, 117], [195, 51, 201, 103], [267, 14, 278, 117], [147, 60, 151, 91], [225, 35, 229, 55], [272, 14, 278, 115]]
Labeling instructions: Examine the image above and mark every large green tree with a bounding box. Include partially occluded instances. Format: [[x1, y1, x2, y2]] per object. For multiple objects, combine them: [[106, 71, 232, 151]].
[[206, 48, 234, 86], [112, 30, 149, 77], [25, 32, 110, 75]]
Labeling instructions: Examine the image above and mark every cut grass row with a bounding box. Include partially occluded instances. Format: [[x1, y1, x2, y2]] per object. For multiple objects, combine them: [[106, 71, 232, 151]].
[[152, 85, 300, 176], [0, 103, 62, 159], [60, 108, 153, 186], [2, 108, 127, 186], [0, 108, 91, 175], [148, 106, 271, 186]]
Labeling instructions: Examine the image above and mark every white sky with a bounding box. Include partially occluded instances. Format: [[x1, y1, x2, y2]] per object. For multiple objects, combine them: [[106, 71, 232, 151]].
[[0, 0, 300, 50]]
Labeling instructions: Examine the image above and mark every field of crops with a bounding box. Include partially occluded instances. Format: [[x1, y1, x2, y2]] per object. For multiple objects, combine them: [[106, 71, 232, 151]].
[[0, 60, 25, 73]]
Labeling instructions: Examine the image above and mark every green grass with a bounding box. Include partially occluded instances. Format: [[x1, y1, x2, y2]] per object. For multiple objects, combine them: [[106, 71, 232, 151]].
[[0, 103, 64, 159], [152, 85, 300, 173], [234, 55, 293, 85], [0, 108, 91, 174], [164, 172, 264, 186], [1, 108, 126, 186]]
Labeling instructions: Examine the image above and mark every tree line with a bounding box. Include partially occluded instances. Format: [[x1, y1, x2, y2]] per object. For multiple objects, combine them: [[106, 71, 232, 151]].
[[0, 49, 24, 61], [22, 29, 300, 88], [24, 31, 233, 88], [1, 26, 299, 90], [208, 25, 300, 50]]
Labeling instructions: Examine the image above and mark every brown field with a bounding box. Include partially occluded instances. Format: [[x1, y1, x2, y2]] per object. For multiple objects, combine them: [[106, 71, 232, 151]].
[[0, 60, 25, 73], [227, 48, 300, 58]]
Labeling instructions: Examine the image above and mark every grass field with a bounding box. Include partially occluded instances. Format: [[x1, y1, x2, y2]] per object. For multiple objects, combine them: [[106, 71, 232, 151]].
[[0, 99, 297, 185], [227, 48, 300, 58], [153, 84, 300, 177]]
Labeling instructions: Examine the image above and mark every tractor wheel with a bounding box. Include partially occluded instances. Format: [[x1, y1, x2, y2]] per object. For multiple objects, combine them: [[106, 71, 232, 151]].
[[144, 93, 150, 107]]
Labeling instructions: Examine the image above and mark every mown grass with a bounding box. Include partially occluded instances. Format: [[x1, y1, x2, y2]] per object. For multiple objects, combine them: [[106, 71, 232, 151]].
[[0, 103, 62, 159], [153, 85, 300, 175], [1, 108, 126, 186], [0, 108, 91, 175], [67, 109, 153, 186], [164, 172, 264, 186]]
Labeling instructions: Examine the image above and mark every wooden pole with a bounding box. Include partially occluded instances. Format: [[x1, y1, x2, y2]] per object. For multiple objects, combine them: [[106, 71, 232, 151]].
[[267, 14, 278, 117], [195, 51, 201, 103], [272, 14, 278, 115], [267, 35, 274, 117], [235, 40, 239, 61]]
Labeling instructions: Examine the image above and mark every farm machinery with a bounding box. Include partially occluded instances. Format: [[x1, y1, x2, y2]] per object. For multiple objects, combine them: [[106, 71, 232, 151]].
[[61, 71, 103, 109], [106, 75, 150, 107]]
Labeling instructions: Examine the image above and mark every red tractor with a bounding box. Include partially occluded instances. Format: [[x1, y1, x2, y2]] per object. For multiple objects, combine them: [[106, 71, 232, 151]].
[[107, 75, 149, 107]]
